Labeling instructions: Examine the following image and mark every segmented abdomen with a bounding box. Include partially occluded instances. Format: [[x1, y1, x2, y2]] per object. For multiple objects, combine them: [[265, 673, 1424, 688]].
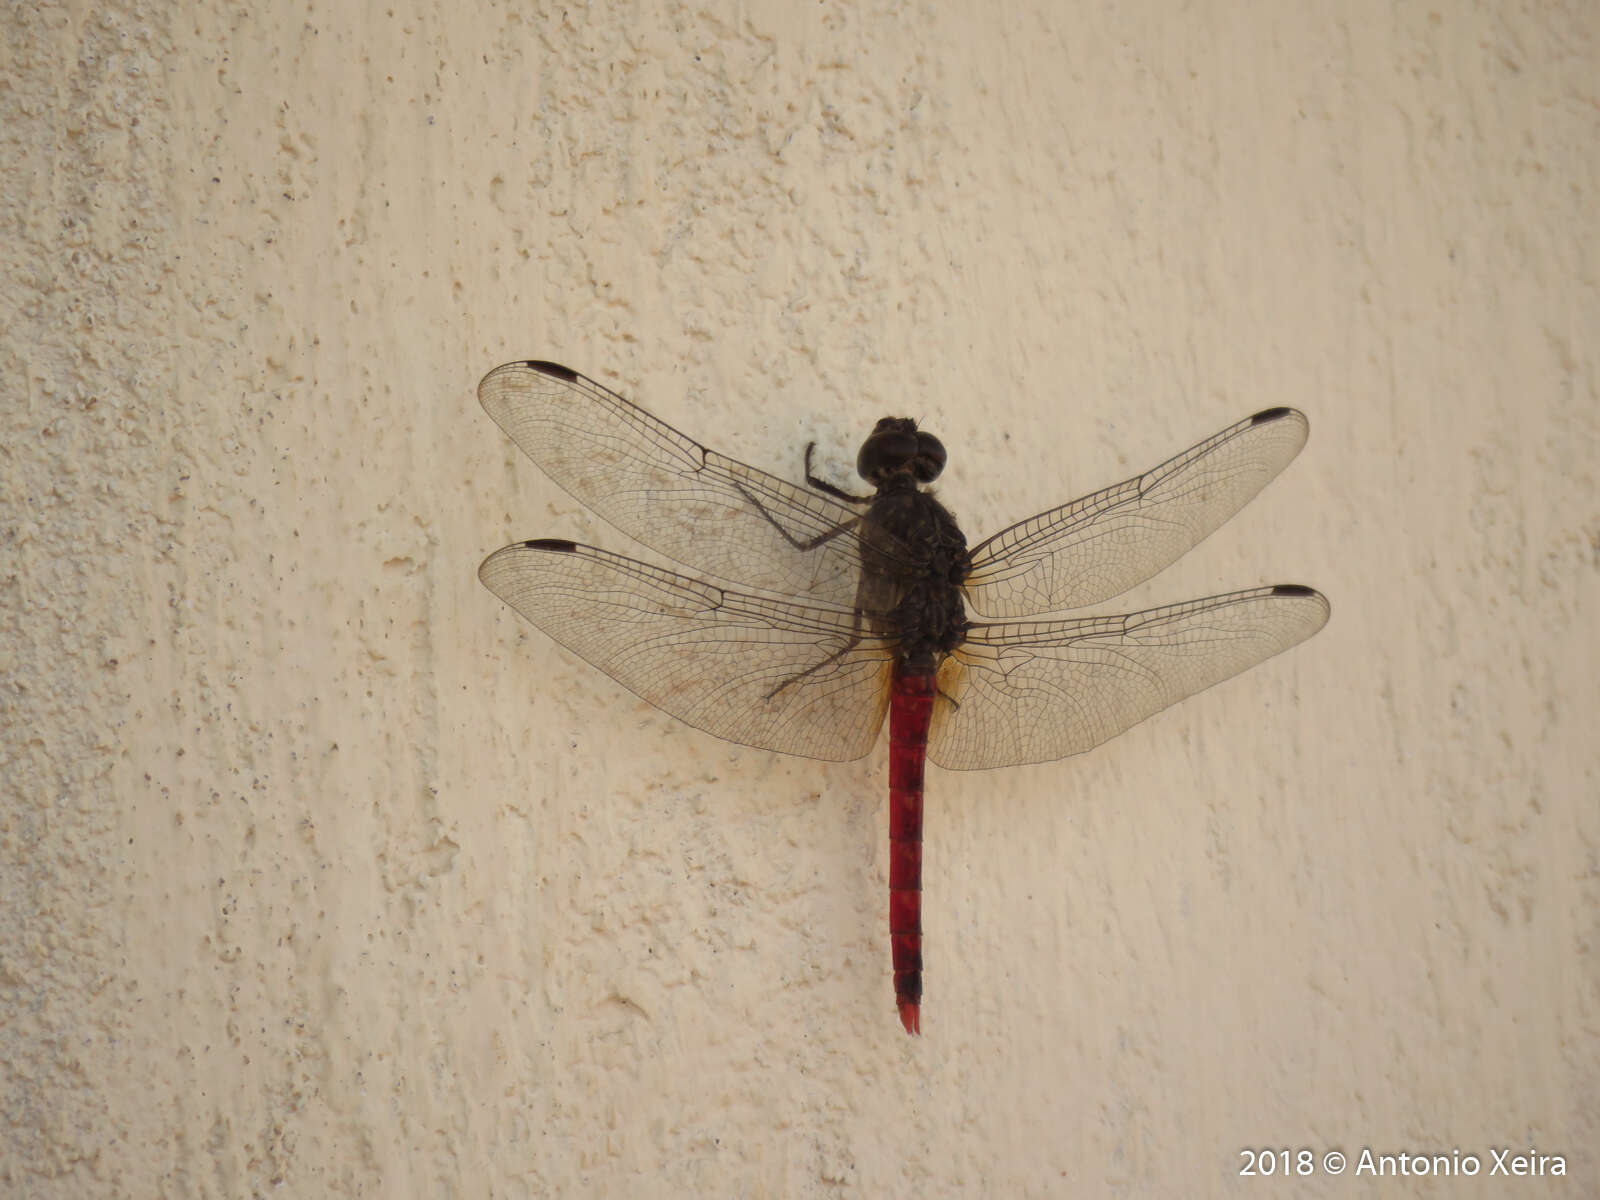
[[888, 665, 937, 1035]]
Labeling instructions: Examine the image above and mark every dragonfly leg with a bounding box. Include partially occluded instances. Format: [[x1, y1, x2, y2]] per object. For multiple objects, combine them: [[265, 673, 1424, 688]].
[[763, 590, 880, 702], [804, 441, 874, 503], [762, 630, 867, 701], [731, 475, 864, 552]]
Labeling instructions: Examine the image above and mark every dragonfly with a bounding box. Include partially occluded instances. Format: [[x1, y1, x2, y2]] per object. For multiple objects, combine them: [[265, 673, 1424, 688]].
[[478, 360, 1328, 1034]]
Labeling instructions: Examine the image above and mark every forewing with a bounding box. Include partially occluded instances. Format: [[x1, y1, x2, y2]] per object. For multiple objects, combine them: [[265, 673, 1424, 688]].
[[927, 585, 1328, 770], [480, 361, 870, 605], [480, 539, 893, 761], [963, 408, 1310, 617]]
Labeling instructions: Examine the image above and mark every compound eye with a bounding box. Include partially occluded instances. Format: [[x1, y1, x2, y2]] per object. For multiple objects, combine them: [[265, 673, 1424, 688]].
[[911, 432, 947, 482], [857, 428, 920, 481]]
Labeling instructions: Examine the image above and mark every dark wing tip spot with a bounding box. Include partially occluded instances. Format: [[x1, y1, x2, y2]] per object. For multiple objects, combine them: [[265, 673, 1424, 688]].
[[1251, 406, 1296, 424], [525, 360, 579, 381], [1272, 583, 1319, 598], [523, 538, 579, 552]]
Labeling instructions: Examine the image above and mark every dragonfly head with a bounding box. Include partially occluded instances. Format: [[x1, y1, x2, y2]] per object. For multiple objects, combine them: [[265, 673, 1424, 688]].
[[858, 417, 947, 486]]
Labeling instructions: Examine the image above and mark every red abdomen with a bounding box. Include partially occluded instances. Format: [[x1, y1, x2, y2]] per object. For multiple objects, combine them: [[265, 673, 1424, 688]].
[[888, 664, 937, 1035]]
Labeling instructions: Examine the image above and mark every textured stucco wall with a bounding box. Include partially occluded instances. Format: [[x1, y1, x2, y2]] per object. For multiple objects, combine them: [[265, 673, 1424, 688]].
[[3, 1, 1595, 1196]]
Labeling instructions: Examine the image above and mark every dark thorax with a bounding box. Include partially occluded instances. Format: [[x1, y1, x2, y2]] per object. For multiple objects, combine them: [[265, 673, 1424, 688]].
[[848, 418, 972, 671]]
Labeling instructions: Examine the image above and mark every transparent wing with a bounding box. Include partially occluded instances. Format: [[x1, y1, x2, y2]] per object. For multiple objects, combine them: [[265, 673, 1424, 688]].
[[480, 360, 873, 606], [928, 585, 1329, 770], [963, 408, 1310, 618], [480, 539, 894, 761]]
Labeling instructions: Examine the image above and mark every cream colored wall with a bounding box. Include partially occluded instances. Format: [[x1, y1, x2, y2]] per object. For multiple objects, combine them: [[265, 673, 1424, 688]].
[[3, 2, 1594, 1195]]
